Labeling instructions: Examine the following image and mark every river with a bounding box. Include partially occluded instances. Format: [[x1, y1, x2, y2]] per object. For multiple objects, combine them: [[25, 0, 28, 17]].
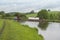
[[21, 21, 60, 40]]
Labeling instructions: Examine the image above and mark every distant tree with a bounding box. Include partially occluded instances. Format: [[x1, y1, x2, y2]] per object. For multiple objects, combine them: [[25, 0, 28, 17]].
[[14, 12, 20, 16], [0, 11, 5, 15], [14, 12, 28, 21], [5, 13, 11, 17], [48, 9, 50, 11], [57, 12, 60, 20], [14, 13, 20, 22], [30, 10, 34, 14], [49, 14, 54, 20], [37, 9, 48, 20]]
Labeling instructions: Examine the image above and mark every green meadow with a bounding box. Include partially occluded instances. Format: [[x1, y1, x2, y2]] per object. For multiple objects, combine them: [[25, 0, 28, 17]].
[[0, 19, 43, 40], [0, 19, 4, 30], [26, 13, 37, 17]]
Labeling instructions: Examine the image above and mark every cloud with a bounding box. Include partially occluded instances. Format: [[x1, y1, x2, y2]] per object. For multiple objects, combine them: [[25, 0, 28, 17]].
[[0, 0, 60, 12]]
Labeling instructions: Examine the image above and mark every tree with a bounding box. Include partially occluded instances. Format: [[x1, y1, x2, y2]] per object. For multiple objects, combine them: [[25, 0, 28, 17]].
[[30, 10, 34, 14], [14, 12, 28, 21], [0, 11, 5, 15], [48, 9, 50, 11], [37, 9, 48, 20], [49, 14, 54, 20], [5, 13, 11, 17], [57, 12, 60, 20]]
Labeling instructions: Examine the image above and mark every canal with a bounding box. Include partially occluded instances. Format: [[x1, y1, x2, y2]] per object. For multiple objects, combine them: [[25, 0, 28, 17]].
[[21, 21, 60, 40]]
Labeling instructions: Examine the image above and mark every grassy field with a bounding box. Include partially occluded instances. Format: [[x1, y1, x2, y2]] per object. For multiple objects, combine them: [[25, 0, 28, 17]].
[[0, 19, 4, 30], [0, 19, 44, 40], [26, 13, 37, 17]]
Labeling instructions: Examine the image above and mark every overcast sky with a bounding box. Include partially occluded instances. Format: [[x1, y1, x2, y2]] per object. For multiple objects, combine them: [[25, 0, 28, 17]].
[[0, 0, 60, 12]]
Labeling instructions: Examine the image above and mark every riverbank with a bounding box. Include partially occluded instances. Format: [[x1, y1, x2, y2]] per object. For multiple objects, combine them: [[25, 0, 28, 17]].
[[46, 19, 60, 22], [27, 17, 60, 22], [0, 19, 44, 40]]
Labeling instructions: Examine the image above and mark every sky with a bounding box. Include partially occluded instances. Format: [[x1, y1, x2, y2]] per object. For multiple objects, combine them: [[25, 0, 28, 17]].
[[0, 0, 60, 12]]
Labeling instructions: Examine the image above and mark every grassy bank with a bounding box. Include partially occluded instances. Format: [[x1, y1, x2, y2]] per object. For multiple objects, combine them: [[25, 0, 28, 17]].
[[39, 19, 60, 23], [0, 19, 44, 40], [48, 20, 60, 22]]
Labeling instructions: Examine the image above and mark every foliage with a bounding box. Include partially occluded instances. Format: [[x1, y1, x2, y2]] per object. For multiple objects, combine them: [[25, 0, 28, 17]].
[[49, 13, 54, 20], [30, 10, 35, 14], [48, 11, 60, 20], [48, 9, 50, 11], [14, 12, 28, 21], [0, 10, 60, 21], [0, 11, 5, 15], [37, 9, 48, 19], [57, 12, 60, 20], [5, 13, 11, 17]]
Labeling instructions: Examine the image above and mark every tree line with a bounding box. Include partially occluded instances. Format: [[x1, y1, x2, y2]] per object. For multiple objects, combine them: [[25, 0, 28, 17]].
[[37, 9, 60, 22], [0, 9, 60, 21]]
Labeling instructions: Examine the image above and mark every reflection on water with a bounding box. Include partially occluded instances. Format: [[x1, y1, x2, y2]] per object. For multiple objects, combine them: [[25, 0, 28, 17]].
[[21, 21, 39, 28], [21, 21, 60, 40], [38, 22, 48, 30]]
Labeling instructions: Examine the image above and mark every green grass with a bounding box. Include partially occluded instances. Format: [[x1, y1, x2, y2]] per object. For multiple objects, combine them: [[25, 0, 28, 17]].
[[0, 20, 44, 40], [0, 19, 4, 30], [26, 13, 37, 17]]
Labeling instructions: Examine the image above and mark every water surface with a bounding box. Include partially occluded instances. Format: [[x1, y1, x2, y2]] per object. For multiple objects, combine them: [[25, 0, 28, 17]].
[[21, 21, 60, 40]]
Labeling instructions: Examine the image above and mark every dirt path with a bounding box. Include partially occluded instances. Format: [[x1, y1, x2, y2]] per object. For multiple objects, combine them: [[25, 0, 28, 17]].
[[0, 20, 6, 36]]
